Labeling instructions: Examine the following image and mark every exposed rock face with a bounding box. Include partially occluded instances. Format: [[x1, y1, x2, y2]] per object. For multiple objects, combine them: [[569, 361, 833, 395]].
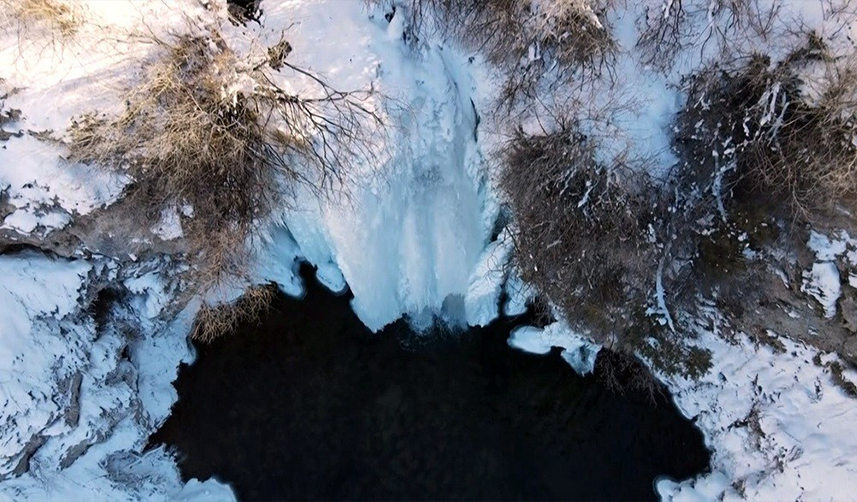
[[746, 231, 857, 365]]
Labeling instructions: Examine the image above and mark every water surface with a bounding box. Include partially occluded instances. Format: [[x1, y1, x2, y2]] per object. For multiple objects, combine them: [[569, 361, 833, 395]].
[[152, 266, 709, 500]]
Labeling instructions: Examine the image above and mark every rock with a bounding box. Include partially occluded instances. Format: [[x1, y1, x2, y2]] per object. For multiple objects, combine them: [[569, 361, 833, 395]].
[[840, 296, 857, 334]]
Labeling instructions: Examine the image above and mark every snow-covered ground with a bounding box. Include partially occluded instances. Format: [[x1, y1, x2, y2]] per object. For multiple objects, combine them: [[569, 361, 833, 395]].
[[0, 251, 234, 501], [1, 0, 857, 500], [658, 327, 857, 501]]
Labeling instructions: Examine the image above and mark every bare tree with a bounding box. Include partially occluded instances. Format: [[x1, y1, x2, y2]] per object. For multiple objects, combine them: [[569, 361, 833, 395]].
[[67, 25, 382, 340]]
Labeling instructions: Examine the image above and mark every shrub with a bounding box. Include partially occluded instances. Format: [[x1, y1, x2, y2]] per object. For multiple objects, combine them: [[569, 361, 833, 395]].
[[499, 123, 663, 344], [637, 0, 779, 72], [652, 34, 857, 363], [675, 35, 857, 224], [67, 26, 380, 339], [383, 0, 616, 105], [595, 348, 663, 400], [497, 110, 723, 383], [191, 283, 277, 342]]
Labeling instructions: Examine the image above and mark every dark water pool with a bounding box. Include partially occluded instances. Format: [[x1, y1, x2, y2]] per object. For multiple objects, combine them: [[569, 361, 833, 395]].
[[151, 266, 709, 500]]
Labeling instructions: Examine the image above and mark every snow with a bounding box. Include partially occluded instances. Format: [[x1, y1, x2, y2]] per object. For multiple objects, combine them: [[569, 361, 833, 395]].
[[803, 262, 841, 319], [657, 327, 857, 501], [125, 271, 172, 319], [0, 251, 232, 501], [0, 135, 127, 235], [808, 231, 850, 261], [658, 228, 857, 500], [150, 207, 184, 242], [801, 230, 857, 318], [602, 6, 682, 177], [0, 0, 204, 237], [255, 225, 305, 298], [0, 253, 92, 476], [315, 262, 348, 294], [508, 326, 553, 355], [464, 230, 512, 327], [508, 321, 600, 376], [560, 338, 601, 376], [1, 0, 857, 500]]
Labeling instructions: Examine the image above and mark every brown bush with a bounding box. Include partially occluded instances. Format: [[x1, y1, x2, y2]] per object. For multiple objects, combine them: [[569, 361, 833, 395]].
[[192, 283, 277, 342], [675, 35, 857, 224], [499, 123, 663, 344], [595, 348, 663, 401], [67, 26, 380, 339]]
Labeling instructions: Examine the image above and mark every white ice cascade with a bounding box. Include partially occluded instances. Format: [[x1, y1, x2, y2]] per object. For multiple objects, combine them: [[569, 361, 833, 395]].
[[329, 48, 488, 331], [261, 0, 495, 332]]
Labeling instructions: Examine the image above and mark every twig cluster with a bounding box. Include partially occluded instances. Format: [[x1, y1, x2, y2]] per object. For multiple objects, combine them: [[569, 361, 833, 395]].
[[381, 0, 617, 106], [67, 26, 381, 340]]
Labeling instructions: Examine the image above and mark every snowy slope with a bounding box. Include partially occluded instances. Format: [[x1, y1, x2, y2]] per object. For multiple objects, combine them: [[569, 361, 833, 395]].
[[658, 325, 857, 501], [1, 0, 857, 501], [0, 252, 233, 501], [0, 0, 204, 237], [0, 2, 237, 499]]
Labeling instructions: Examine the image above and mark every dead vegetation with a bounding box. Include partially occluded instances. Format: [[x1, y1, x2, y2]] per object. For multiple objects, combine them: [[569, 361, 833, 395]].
[[0, 0, 84, 39], [382, 0, 616, 105], [595, 348, 665, 400], [191, 283, 277, 342], [637, 0, 781, 72], [642, 31, 857, 370], [67, 26, 381, 340], [499, 124, 658, 340], [494, 31, 857, 381], [496, 120, 707, 383], [675, 34, 857, 225]]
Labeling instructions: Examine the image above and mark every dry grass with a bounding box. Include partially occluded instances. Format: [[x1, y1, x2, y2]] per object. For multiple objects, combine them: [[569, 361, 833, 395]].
[[191, 283, 277, 342], [0, 0, 83, 39], [67, 26, 380, 339]]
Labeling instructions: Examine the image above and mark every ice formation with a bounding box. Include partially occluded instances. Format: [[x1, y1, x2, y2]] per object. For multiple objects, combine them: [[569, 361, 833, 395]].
[[1, 0, 857, 500]]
